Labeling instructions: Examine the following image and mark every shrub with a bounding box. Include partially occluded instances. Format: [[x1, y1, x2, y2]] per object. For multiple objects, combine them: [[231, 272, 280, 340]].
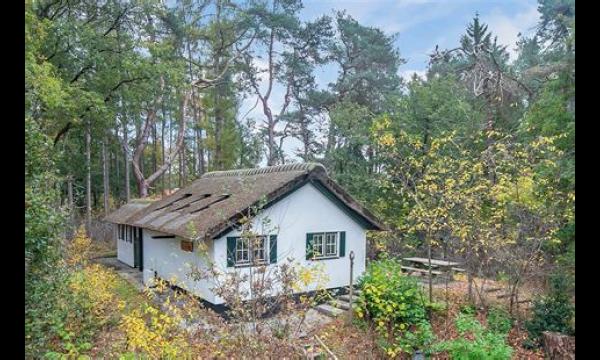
[[396, 320, 436, 355], [434, 313, 513, 360], [525, 286, 575, 346], [426, 301, 447, 315], [487, 307, 513, 335], [25, 263, 121, 358], [25, 228, 121, 359], [525, 273, 574, 346], [460, 303, 477, 315], [355, 259, 431, 357]]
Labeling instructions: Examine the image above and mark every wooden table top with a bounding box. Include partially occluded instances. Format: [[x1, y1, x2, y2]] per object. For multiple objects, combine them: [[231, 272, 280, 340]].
[[402, 257, 461, 267]]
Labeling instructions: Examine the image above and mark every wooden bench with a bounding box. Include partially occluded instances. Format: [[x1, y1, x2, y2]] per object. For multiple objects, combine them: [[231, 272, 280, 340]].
[[451, 267, 466, 273], [401, 266, 443, 276]]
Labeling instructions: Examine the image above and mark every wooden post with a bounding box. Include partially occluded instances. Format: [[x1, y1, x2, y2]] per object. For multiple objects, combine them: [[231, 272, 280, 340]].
[[349, 251, 355, 321]]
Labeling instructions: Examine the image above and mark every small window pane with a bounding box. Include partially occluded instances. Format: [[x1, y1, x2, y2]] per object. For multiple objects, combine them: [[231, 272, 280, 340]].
[[236, 238, 249, 264], [252, 236, 267, 263], [326, 232, 337, 256], [313, 234, 325, 258]]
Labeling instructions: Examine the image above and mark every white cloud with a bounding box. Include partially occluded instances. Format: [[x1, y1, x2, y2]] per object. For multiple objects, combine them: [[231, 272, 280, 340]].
[[484, 4, 540, 60], [399, 69, 427, 82], [302, 0, 460, 35]]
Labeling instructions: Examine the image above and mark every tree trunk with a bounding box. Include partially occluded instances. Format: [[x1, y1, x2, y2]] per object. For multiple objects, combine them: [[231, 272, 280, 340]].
[[132, 89, 188, 198], [428, 238, 433, 303], [197, 126, 204, 175], [153, 119, 158, 176], [123, 121, 131, 202], [161, 99, 167, 194], [467, 235, 474, 303], [542, 332, 575, 360], [114, 126, 120, 201], [102, 137, 110, 215], [85, 119, 92, 233], [213, 0, 224, 170], [67, 175, 74, 226]]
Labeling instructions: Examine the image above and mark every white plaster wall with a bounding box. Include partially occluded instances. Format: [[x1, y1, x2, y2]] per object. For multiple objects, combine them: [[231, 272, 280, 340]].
[[211, 183, 367, 305], [141, 229, 216, 303], [117, 227, 135, 267]]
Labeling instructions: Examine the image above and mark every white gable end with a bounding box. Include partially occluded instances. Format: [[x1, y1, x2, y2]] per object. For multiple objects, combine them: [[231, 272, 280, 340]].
[[212, 182, 367, 304]]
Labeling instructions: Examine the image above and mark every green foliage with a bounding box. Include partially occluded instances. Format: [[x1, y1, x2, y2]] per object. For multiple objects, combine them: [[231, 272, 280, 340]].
[[356, 259, 427, 325], [26, 261, 123, 358], [525, 273, 575, 346], [460, 304, 477, 315], [425, 301, 447, 315], [25, 117, 65, 268], [396, 320, 437, 355], [355, 259, 432, 356], [25, 269, 98, 358], [486, 307, 513, 335], [434, 313, 513, 360]]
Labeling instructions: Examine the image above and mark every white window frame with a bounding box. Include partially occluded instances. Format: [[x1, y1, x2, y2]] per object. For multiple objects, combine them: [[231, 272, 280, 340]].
[[312, 232, 339, 259], [325, 232, 338, 256], [235, 236, 268, 266], [312, 233, 324, 258], [235, 237, 249, 265]]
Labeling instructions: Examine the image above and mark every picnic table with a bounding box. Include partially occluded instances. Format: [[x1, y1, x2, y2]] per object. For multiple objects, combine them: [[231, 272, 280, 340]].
[[401, 257, 462, 279]]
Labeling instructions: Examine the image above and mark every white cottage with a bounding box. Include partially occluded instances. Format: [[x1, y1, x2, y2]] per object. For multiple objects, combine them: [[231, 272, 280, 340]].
[[105, 163, 385, 305]]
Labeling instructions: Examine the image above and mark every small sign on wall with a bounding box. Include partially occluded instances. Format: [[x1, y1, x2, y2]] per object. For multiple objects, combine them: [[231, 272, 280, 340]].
[[181, 240, 193, 252]]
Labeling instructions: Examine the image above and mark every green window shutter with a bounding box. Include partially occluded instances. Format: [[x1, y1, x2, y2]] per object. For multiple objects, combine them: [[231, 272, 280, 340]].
[[269, 235, 277, 264], [227, 237, 236, 267], [306, 233, 314, 260], [339, 231, 346, 257]]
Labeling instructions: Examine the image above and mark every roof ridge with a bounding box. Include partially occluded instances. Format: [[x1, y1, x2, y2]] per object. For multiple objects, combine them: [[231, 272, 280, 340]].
[[201, 162, 327, 178]]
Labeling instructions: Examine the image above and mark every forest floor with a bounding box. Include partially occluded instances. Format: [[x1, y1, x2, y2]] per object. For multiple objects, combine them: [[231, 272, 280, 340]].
[[312, 282, 547, 359]]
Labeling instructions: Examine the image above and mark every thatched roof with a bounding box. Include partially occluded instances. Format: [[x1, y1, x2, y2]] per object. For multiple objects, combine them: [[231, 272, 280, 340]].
[[104, 198, 154, 224], [104, 163, 386, 239]]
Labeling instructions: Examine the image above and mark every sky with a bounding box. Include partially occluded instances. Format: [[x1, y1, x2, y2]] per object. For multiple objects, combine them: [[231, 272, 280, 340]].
[[241, 0, 542, 163]]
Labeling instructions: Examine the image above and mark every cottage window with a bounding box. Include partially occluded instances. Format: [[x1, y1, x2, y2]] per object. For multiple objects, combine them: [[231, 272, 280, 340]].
[[308, 232, 343, 260], [312, 233, 324, 257], [118, 225, 136, 243], [235, 236, 267, 266], [252, 236, 267, 263], [325, 232, 337, 256], [235, 237, 249, 264]]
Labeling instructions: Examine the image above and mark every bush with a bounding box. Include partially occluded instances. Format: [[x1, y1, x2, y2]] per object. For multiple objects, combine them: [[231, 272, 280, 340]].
[[487, 307, 513, 335], [525, 273, 574, 346], [460, 303, 476, 315], [355, 259, 432, 357], [434, 313, 513, 360], [425, 301, 447, 315], [396, 320, 436, 355], [25, 263, 121, 358], [525, 276, 575, 345], [25, 230, 121, 358]]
